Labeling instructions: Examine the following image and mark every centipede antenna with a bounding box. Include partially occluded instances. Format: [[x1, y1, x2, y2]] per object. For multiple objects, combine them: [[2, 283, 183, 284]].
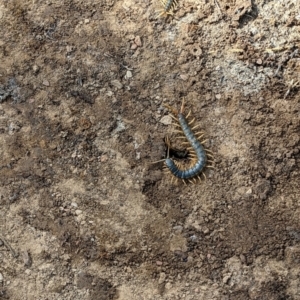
[[170, 114, 178, 121], [151, 159, 166, 164], [180, 98, 185, 113], [167, 141, 170, 159]]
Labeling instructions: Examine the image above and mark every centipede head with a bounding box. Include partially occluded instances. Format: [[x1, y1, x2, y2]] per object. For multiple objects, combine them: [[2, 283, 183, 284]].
[[164, 103, 178, 115]]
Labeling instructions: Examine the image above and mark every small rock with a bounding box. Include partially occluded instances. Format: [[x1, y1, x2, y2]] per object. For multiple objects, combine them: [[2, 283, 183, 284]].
[[126, 70, 132, 79], [131, 43, 138, 50], [100, 155, 108, 162], [156, 260, 163, 266], [42, 80, 50, 86], [75, 209, 82, 216], [22, 250, 32, 267], [134, 36, 142, 47], [223, 274, 231, 284], [84, 19, 90, 24], [160, 115, 172, 125], [173, 225, 183, 233], [0, 273, 3, 282], [165, 282, 172, 290], [202, 226, 209, 234], [256, 58, 262, 65], [32, 65, 40, 73], [215, 94, 221, 100], [158, 272, 166, 284], [111, 80, 123, 89], [180, 74, 189, 81]]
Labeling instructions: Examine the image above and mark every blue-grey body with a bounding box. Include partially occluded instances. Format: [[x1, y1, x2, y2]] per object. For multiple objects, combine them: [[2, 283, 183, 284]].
[[165, 113, 207, 179]]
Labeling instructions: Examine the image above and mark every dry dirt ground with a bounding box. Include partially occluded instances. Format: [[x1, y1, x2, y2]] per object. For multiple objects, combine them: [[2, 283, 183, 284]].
[[0, 0, 300, 299]]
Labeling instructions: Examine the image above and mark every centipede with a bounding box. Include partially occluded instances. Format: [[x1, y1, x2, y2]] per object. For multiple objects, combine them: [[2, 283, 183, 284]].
[[158, 0, 178, 17], [157, 99, 213, 184]]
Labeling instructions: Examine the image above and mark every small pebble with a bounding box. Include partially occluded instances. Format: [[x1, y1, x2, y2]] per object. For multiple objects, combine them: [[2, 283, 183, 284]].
[[75, 209, 82, 216], [160, 115, 172, 125], [0, 273, 3, 282], [126, 70, 132, 79], [134, 36, 142, 47], [111, 80, 123, 89], [42, 80, 50, 86], [131, 43, 138, 50], [22, 250, 32, 267], [158, 272, 166, 284], [180, 74, 189, 81], [156, 260, 163, 266], [32, 65, 40, 73]]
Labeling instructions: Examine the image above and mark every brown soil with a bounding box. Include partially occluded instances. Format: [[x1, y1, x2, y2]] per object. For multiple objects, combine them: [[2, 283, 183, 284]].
[[0, 0, 299, 299]]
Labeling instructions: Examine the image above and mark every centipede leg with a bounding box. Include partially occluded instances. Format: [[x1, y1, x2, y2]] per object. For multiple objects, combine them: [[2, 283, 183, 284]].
[[173, 123, 182, 128], [173, 129, 185, 134], [188, 118, 196, 125], [186, 110, 192, 118], [191, 124, 202, 130], [202, 172, 207, 180], [182, 179, 187, 185], [205, 149, 214, 154], [197, 175, 202, 181]]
